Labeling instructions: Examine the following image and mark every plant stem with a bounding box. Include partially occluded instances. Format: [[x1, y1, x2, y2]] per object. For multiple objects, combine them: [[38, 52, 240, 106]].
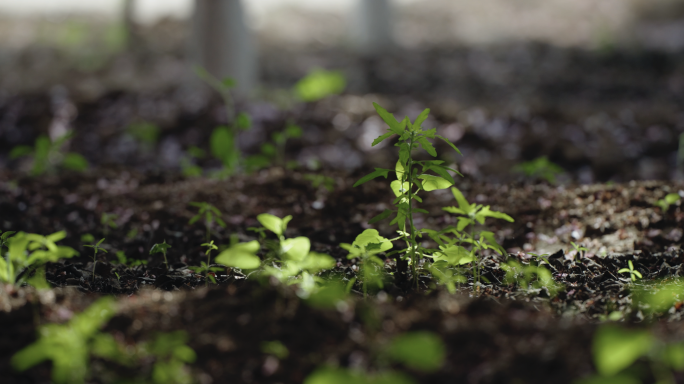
[[92, 251, 97, 283], [406, 132, 418, 289]]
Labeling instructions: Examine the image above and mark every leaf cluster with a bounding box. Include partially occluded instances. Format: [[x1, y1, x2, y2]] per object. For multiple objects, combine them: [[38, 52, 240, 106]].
[[1, 231, 78, 286], [10, 131, 88, 176]]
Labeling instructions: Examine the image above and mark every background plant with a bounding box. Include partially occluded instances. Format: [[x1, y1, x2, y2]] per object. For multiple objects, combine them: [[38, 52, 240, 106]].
[[354, 102, 462, 288], [340, 229, 392, 299], [150, 240, 171, 270], [513, 156, 564, 184], [655, 193, 681, 213], [618, 260, 642, 282], [188, 240, 223, 285], [10, 130, 88, 176], [188, 202, 226, 242], [83, 238, 107, 283]]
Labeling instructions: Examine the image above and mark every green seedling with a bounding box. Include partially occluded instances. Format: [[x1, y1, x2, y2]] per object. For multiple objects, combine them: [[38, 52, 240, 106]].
[[618, 260, 643, 282], [513, 156, 564, 184], [12, 297, 118, 384], [261, 340, 290, 359], [340, 229, 392, 299], [150, 240, 171, 270], [427, 261, 467, 294], [127, 121, 160, 146], [655, 193, 681, 213], [10, 131, 88, 176], [188, 202, 226, 242], [188, 240, 222, 285], [84, 238, 107, 283], [304, 173, 336, 192], [1, 231, 78, 286], [294, 68, 346, 102], [245, 123, 303, 171], [501, 259, 562, 297], [354, 103, 463, 288], [195, 66, 252, 177], [100, 213, 118, 235], [180, 146, 205, 177], [432, 186, 513, 289], [112, 250, 147, 267], [140, 331, 197, 384], [570, 241, 589, 260]]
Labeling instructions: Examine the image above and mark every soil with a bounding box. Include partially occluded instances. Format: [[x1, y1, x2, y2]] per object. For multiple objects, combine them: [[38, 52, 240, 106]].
[[1, 39, 684, 383]]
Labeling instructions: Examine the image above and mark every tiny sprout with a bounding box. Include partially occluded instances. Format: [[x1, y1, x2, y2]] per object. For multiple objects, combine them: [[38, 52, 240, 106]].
[[618, 260, 643, 282], [570, 242, 588, 260], [84, 238, 108, 283], [101, 213, 118, 235], [201, 240, 219, 285], [655, 193, 681, 213], [189, 202, 226, 242], [150, 240, 172, 270]]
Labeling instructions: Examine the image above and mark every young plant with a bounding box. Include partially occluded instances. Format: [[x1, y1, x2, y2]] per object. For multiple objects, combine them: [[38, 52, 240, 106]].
[[570, 241, 589, 260], [501, 259, 562, 297], [150, 240, 171, 270], [655, 193, 681, 213], [340, 229, 393, 299], [1, 231, 78, 286], [618, 260, 643, 282], [433, 187, 514, 289], [245, 123, 303, 171], [84, 238, 107, 283], [513, 156, 564, 184], [354, 103, 463, 288], [304, 173, 336, 192], [100, 213, 118, 235], [112, 250, 147, 267], [189, 202, 227, 242], [294, 68, 346, 102], [141, 331, 197, 384], [11, 297, 118, 384], [188, 240, 222, 285], [10, 130, 88, 176], [195, 66, 252, 177]]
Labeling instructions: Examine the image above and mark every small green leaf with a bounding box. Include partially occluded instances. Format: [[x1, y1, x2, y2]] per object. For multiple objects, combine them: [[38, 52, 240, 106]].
[[9, 145, 33, 159], [428, 165, 456, 185], [416, 137, 437, 157], [257, 213, 291, 237], [215, 240, 261, 269], [285, 124, 303, 138], [593, 325, 653, 376], [368, 209, 393, 224], [281, 237, 311, 261], [412, 108, 430, 129], [372, 131, 395, 147], [222, 77, 236, 89], [436, 135, 462, 155], [236, 112, 252, 130], [294, 69, 346, 102], [391, 180, 411, 197], [373, 102, 404, 135], [353, 168, 391, 187]]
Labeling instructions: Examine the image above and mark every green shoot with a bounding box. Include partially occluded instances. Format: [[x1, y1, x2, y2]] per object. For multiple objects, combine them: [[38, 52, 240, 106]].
[[10, 131, 88, 176], [354, 102, 462, 289], [304, 173, 336, 192], [84, 238, 107, 283], [513, 156, 564, 184], [150, 240, 171, 270], [245, 122, 303, 171], [501, 259, 562, 296], [655, 193, 681, 213], [0, 231, 78, 286], [188, 240, 220, 285], [188, 202, 226, 242], [618, 260, 643, 282], [100, 213, 118, 235], [570, 241, 589, 260], [340, 229, 392, 299]]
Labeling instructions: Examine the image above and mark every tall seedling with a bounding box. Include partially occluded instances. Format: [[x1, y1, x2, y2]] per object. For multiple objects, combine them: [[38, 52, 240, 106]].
[[354, 103, 462, 287]]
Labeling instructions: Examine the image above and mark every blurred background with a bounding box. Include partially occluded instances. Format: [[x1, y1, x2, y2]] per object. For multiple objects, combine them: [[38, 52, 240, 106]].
[[1, 0, 684, 183]]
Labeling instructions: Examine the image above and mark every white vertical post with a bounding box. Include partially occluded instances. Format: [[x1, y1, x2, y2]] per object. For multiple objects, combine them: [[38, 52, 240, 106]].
[[353, 0, 395, 55], [189, 0, 256, 96]]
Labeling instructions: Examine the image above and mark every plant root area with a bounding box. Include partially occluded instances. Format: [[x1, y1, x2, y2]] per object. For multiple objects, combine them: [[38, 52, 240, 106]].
[[1, 167, 683, 383]]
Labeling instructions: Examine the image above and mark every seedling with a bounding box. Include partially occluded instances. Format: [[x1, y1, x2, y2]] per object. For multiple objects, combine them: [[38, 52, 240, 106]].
[[354, 103, 462, 288], [434, 187, 513, 289], [188, 240, 222, 285], [245, 123, 303, 171], [127, 121, 160, 146], [12, 297, 118, 384], [570, 241, 589, 260], [188, 202, 226, 242], [84, 238, 107, 282], [10, 130, 88, 176], [501, 259, 562, 297], [142, 331, 197, 384], [655, 193, 681, 213], [150, 240, 171, 270], [294, 68, 346, 102], [112, 250, 147, 267], [100, 213, 118, 235], [195, 66, 252, 176], [0, 231, 78, 286], [304, 173, 336, 192], [513, 156, 563, 184], [261, 340, 290, 359], [618, 260, 642, 282], [340, 229, 393, 299]]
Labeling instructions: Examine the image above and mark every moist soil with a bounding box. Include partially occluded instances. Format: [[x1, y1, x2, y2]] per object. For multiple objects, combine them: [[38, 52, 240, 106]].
[[1, 42, 684, 383]]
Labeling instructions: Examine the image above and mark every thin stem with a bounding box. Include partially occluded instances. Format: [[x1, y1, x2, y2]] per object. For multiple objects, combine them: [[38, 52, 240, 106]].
[[406, 132, 418, 289], [92, 250, 97, 283], [206, 251, 211, 286]]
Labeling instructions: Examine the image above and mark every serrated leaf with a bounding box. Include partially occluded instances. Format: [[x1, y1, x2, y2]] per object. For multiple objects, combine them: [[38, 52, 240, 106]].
[[353, 168, 390, 187], [416, 137, 437, 157], [412, 108, 430, 129], [423, 128, 437, 138], [399, 143, 410, 165], [450, 187, 472, 212], [436, 135, 462, 155], [373, 102, 404, 135], [372, 131, 394, 147], [427, 165, 455, 185], [475, 206, 514, 224], [368, 209, 393, 224]]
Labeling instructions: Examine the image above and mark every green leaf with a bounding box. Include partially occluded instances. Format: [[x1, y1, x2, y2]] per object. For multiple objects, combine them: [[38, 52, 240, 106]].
[[450, 187, 472, 212], [479, 231, 507, 256], [593, 325, 653, 376], [294, 69, 346, 102], [285, 124, 303, 138], [436, 135, 462, 155], [9, 145, 33, 159], [210, 126, 234, 161], [391, 180, 410, 197], [257, 213, 292, 237], [372, 102, 404, 135], [419, 175, 451, 191], [299, 252, 335, 273], [215, 240, 261, 269], [386, 331, 446, 372], [372, 131, 395, 147], [399, 143, 411, 166], [221, 77, 236, 89], [433, 245, 473, 265], [423, 128, 437, 138], [281, 237, 311, 261], [412, 108, 430, 129], [416, 137, 437, 157], [236, 112, 252, 130], [353, 168, 391, 187], [428, 165, 456, 185], [368, 209, 393, 224], [475, 206, 514, 224]]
